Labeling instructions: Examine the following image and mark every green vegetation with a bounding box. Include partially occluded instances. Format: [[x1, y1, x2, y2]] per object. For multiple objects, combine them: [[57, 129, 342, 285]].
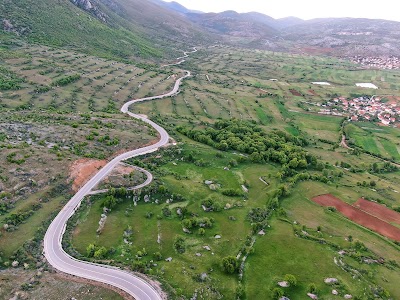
[[0, 0, 161, 60], [0, 66, 24, 90], [2, 38, 400, 299], [51, 74, 81, 87]]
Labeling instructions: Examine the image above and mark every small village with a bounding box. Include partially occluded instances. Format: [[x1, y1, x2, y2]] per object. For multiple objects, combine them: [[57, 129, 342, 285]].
[[318, 95, 400, 126], [349, 55, 400, 69]]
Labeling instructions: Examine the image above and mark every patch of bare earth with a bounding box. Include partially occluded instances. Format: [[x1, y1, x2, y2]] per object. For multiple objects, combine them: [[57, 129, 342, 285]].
[[354, 198, 400, 225], [312, 194, 400, 241], [0, 269, 124, 300], [69, 159, 107, 192]]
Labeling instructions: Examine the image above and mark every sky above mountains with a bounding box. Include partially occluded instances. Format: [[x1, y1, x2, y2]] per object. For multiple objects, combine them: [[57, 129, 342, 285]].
[[164, 0, 400, 22]]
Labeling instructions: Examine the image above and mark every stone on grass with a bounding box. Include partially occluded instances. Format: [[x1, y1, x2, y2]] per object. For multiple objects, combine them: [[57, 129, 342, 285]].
[[279, 297, 290, 300], [324, 278, 338, 284], [209, 184, 219, 191], [278, 281, 289, 287], [204, 180, 213, 185], [258, 230, 266, 236], [214, 235, 221, 239], [183, 227, 191, 234], [195, 253, 202, 257], [203, 245, 211, 251], [344, 295, 352, 299], [165, 257, 172, 262], [307, 293, 318, 300], [200, 273, 208, 281], [332, 290, 338, 295], [11, 261, 19, 268]]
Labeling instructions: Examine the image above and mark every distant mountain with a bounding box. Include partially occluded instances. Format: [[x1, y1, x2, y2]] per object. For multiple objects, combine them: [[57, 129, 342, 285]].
[[282, 18, 400, 56], [275, 17, 305, 29], [151, 0, 203, 14], [185, 11, 279, 41], [98, 0, 210, 49]]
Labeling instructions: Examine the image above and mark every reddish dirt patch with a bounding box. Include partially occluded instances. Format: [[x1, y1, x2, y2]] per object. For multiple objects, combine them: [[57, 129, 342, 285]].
[[355, 198, 400, 225], [308, 89, 318, 96], [69, 159, 107, 192], [312, 194, 400, 241], [289, 89, 302, 96]]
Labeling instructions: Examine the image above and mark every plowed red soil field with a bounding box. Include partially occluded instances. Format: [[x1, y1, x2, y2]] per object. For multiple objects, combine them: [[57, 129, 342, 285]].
[[312, 194, 400, 241], [355, 198, 400, 225]]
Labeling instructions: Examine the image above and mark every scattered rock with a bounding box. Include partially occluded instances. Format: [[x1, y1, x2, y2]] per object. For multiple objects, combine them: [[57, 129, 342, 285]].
[[11, 261, 19, 268], [278, 281, 289, 287], [165, 257, 172, 262], [204, 180, 213, 185], [344, 295, 352, 299], [202, 205, 210, 212], [225, 203, 232, 209], [241, 185, 248, 193], [209, 184, 219, 190], [279, 297, 291, 300], [338, 250, 346, 256], [195, 253, 202, 257], [324, 278, 338, 284], [224, 167, 229, 171], [183, 227, 191, 234], [203, 245, 211, 251], [3, 19, 14, 31], [23, 263, 29, 269], [214, 235, 221, 239], [200, 273, 208, 281], [144, 194, 150, 202], [258, 230, 266, 236], [332, 290, 338, 295], [307, 293, 318, 300]]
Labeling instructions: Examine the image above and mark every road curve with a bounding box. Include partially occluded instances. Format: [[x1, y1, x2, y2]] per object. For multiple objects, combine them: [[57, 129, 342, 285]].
[[43, 48, 197, 300]]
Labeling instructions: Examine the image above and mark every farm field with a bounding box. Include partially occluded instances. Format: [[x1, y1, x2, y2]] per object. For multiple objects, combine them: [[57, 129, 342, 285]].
[[344, 122, 400, 162]]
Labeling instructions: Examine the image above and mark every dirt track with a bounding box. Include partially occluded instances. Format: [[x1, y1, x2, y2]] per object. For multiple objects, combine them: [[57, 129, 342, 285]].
[[355, 198, 400, 225], [312, 194, 400, 241]]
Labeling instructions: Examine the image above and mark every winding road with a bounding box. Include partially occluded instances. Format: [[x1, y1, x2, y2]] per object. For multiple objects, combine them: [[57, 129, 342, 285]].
[[43, 48, 197, 300]]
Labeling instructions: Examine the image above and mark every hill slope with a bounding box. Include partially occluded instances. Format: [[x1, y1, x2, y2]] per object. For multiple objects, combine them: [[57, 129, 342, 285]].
[[0, 0, 162, 60], [98, 0, 211, 51], [282, 18, 400, 56]]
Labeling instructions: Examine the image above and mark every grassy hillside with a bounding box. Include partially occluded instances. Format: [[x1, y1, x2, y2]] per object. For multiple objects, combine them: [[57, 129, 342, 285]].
[[0, 0, 161, 60]]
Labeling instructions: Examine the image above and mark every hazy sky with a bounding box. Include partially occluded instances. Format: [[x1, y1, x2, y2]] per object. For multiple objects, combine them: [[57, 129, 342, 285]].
[[164, 0, 400, 21]]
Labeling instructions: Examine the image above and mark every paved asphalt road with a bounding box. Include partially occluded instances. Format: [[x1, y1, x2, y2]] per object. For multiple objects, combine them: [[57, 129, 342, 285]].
[[43, 49, 197, 300]]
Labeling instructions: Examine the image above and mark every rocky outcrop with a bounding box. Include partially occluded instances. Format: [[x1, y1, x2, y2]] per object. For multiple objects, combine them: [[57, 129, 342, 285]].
[[70, 0, 108, 23], [2, 19, 30, 35]]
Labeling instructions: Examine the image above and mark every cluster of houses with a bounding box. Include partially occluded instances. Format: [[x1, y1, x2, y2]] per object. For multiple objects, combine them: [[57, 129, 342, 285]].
[[349, 55, 400, 70], [319, 96, 400, 126]]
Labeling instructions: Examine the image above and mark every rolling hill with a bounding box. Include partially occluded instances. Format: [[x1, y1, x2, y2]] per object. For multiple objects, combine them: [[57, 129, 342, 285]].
[[0, 0, 211, 61]]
